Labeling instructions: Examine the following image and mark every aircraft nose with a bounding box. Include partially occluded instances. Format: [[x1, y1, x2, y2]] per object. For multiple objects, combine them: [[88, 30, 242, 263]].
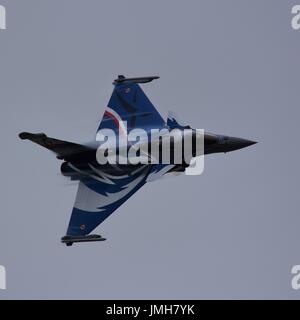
[[226, 137, 257, 151]]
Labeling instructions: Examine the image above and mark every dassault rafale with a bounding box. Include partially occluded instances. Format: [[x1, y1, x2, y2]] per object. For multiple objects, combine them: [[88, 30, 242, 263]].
[[19, 75, 256, 246]]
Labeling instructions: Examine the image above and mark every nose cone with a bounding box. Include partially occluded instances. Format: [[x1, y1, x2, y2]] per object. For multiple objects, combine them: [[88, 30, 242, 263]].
[[226, 137, 257, 152]]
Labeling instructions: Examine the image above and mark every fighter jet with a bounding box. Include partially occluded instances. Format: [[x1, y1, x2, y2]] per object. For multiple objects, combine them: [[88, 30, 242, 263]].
[[19, 75, 256, 246]]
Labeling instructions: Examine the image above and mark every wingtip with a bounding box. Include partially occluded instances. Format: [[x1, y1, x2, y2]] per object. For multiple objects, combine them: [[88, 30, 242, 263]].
[[114, 75, 160, 84]]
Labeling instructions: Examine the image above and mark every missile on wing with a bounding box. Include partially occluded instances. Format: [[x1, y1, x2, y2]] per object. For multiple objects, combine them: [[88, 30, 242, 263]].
[[61, 234, 106, 246]]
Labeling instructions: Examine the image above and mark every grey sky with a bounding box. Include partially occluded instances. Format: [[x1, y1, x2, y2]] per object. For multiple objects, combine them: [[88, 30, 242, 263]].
[[0, 0, 300, 299]]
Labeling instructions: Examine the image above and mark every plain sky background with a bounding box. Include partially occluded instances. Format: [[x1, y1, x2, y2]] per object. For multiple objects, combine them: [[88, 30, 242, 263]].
[[0, 0, 300, 299]]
